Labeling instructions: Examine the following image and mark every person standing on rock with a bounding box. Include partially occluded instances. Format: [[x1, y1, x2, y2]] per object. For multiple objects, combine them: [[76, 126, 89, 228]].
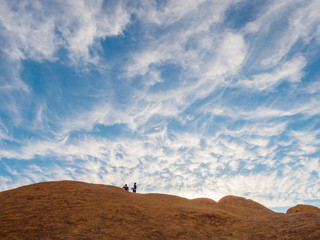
[[122, 184, 129, 191], [131, 183, 137, 193]]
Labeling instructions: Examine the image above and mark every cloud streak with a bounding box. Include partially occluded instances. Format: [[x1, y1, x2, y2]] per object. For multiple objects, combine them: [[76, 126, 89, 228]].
[[0, 0, 131, 63]]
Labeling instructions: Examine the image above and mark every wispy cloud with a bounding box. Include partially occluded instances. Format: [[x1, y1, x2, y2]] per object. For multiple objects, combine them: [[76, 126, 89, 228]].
[[238, 55, 306, 91], [0, 0, 131, 63]]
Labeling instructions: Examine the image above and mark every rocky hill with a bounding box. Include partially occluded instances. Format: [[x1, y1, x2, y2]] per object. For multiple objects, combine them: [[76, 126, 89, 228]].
[[1, 181, 320, 239]]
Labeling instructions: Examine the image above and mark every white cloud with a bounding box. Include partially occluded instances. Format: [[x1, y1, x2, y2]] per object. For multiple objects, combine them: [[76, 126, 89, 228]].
[[241, 0, 320, 72], [205, 32, 247, 78], [262, 0, 320, 66], [1, 123, 319, 209], [0, 0, 57, 61], [0, 0, 131, 63], [0, 120, 10, 141], [59, 0, 131, 64], [136, 0, 235, 27], [126, 0, 246, 85], [0, 176, 13, 191], [122, 32, 247, 129], [0, 0, 132, 139], [288, 129, 320, 155], [238, 56, 306, 91], [303, 81, 320, 94]]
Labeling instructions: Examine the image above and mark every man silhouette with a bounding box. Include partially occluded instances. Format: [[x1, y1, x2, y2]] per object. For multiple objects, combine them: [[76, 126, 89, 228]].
[[131, 183, 137, 193], [122, 184, 129, 191]]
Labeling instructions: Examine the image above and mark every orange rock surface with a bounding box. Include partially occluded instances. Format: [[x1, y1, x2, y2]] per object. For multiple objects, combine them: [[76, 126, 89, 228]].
[[1, 181, 320, 239]]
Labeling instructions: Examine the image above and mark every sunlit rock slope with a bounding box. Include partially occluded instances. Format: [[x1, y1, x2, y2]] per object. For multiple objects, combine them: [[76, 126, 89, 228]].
[[1, 181, 320, 239]]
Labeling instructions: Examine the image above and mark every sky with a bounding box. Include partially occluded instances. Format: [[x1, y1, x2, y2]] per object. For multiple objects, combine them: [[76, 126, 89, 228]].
[[0, 0, 320, 212]]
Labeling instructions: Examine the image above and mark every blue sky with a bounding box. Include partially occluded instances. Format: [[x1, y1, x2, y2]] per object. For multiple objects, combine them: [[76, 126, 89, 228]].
[[1, 0, 320, 211]]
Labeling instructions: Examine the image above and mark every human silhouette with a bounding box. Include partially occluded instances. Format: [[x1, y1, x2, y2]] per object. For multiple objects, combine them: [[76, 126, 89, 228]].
[[122, 184, 129, 191], [131, 182, 137, 193]]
